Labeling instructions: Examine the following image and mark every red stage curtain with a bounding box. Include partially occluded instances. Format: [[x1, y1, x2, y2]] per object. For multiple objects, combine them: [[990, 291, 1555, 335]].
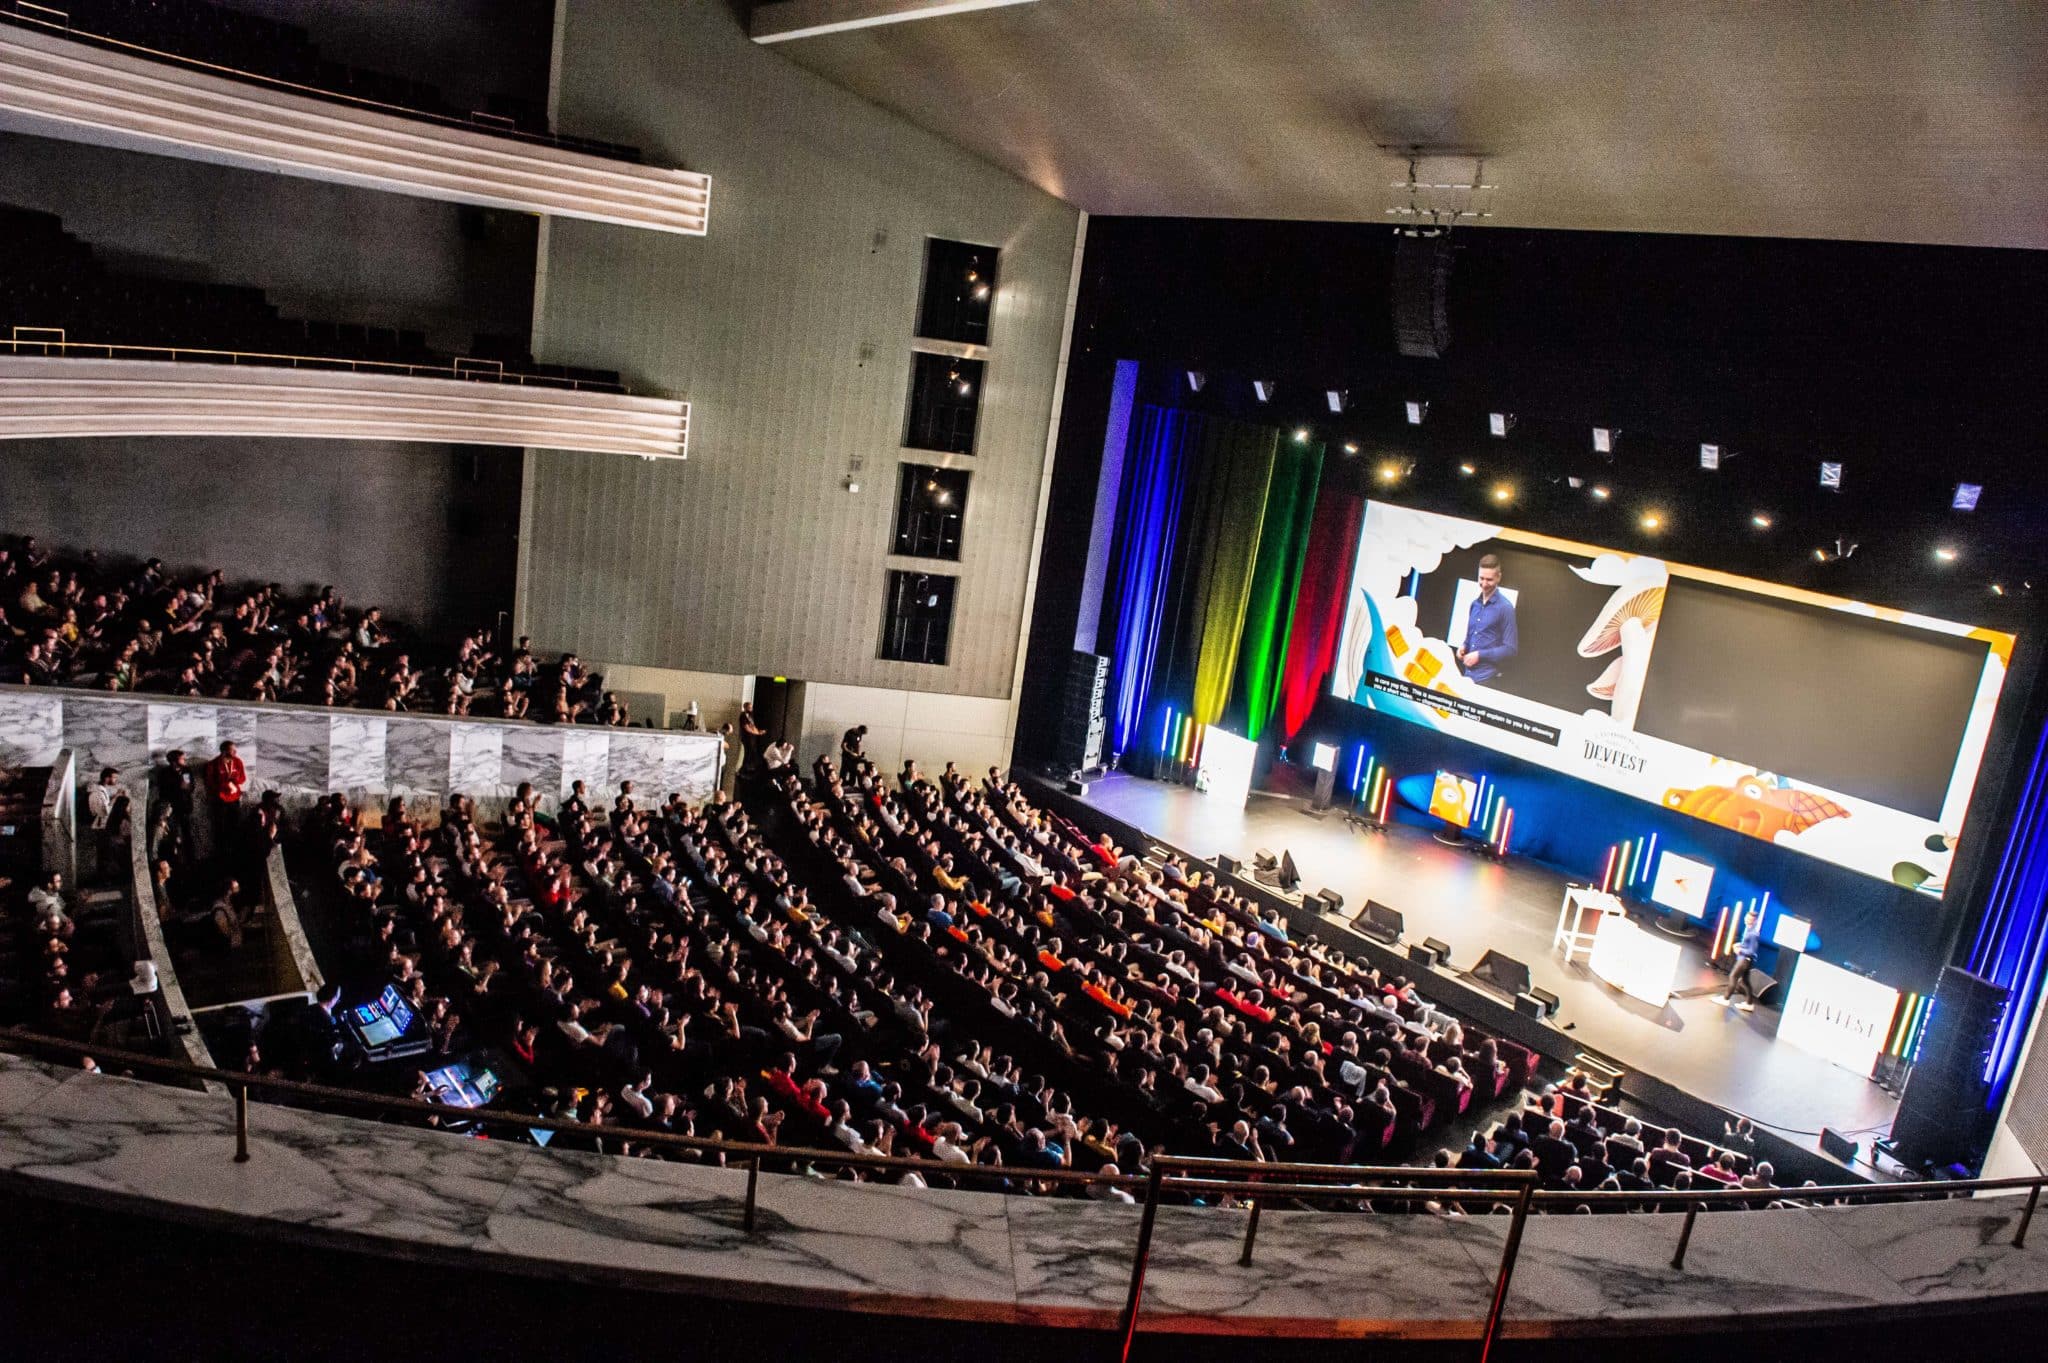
[[1277, 491, 1364, 742]]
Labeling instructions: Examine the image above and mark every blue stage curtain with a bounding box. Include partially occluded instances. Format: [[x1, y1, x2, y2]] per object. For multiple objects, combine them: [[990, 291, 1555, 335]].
[[1968, 713, 2048, 1103], [1103, 404, 1189, 758]]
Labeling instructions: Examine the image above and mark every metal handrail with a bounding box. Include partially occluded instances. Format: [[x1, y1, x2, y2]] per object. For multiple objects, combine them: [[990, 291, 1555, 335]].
[[2, 1026, 2041, 1357], [0, 333, 627, 394]]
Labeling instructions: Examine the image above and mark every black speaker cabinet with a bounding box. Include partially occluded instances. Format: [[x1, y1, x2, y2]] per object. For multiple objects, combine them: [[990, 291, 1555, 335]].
[[1819, 1127, 1859, 1165], [1890, 966, 2008, 1168], [1393, 231, 1453, 359]]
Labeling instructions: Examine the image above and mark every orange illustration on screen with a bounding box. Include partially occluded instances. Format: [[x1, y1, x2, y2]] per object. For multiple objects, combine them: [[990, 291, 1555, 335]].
[[1662, 776, 1849, 840], [1430, 772, 1476, 828]]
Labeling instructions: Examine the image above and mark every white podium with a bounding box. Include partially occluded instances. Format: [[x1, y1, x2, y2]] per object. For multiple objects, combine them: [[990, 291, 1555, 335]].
[[1554, 885, 1621, 965], [1588, 911, 1684, 1007]]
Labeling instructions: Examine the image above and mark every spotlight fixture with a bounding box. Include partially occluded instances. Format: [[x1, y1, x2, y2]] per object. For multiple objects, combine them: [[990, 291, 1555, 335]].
[[1640, 511, 1665, 531], [1491, 482, 1514, 504], [1699, 443, 1721, 470], [1405, 400, 1427, 425], [1376, 460, 1407, 484], [1326, 389, 1349, 414], [1458, 462, 1476, 476], [1185, 370, 1206, 393], [1953, 483, 1982, 511], [1253, 380, 1276, 402], [1566, 476, 1584, 489], [1813, 537, 1858, 564], [1751, 512, 1773, 530], [1488, 412, 1515, 438], [1292, 427, 1311, 444], [1590, 485, 1611, 501], [1342, 442, 1360, 455], [972, 283, 991, 300], [1933, 545, 1959, 564], [1992, 583, 2006, 596], [1819, 461, 1844, 490], [1592, 426, 1616, 455]]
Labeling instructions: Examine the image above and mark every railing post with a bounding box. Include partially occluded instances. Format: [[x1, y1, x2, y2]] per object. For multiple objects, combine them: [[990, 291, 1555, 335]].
[[232, 1082, 251, 1163], [1478, 1179, 1534, 1363], [1671, 1200, 1703, 1270], [743, 1155, 761, 1233], [2015, 1182, 2041, 1249], [1239, 1198, 1262, 1267], [1116, 1160, 1166, 1363]]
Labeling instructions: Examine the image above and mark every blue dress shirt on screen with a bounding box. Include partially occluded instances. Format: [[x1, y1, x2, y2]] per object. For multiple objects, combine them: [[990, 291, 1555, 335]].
[[1461, 589, 1519, 683]]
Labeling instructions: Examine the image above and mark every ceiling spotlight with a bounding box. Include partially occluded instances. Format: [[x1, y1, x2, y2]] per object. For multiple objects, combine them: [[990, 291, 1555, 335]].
[[1590, 485, 1611, 501], [1750, 512, 1773, 530], [933, 489, 953, 506], [1933, 545, 1959, 564], [1813, 537, 1858, 564], [955, 377, 973, 395], [1566, 476, 1584, 489], [1819, 461, 1844, 490], [1953, 483, 1982, 511], [1253, 380, 1276, 403], [1640, 511, 1664, 532], [1405, 400, 1427, 425], [1491, 482, 1515, 504], [1813, 547, 1828, 562], [1186, 370, 1206, 393], [972, 283, 991, 300], [1326, 389, 1349, 414], [1489, 412, 1515, 438], [1292, 427, 1311, 444], [1342, 442, 1360, 455], [1592, 427, 1616, 455], [1992, 583, 2006, 596], [1699, 443, 1721, 470], [1376, 460, 1407, 484], [1458, 462, 1476, 476]]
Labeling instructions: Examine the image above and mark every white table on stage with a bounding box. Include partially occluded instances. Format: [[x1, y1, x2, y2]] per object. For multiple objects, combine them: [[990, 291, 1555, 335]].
[[1588, 910, 1685, 1007], [1554, 885, 1621, 965]]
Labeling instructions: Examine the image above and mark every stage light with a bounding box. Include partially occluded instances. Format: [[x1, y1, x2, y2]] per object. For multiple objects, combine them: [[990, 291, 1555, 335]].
[[972, 283, 991, 300], [1819, 461, 1844, 490], [1488, 412, 1515, 437], [1405, 400, 1427, 425], [1185, 370, 1206, 392], [1813, 546, 1827, 562], [1292, 427, 1311, 443], [1592, 427, 1615, 455], [1699, 443, 1721, 470], [1639, 511, 1664, 531], [1992, 583, 2006, 596], [1326, 389, 1348, 414], [1933, 545, 1959, 564], [1953, 483, 1982, 511], [1376, 460, 1406, 484], [1342, 441, 1360, 455], [1253, 380, 1275, 402], [1751, 512, 1773, 529], [1566, 476, 1584, 489], [1457, 462, 1477, 476], [1590, 485, 1611, 500], [1491, 482, 1514, 503]]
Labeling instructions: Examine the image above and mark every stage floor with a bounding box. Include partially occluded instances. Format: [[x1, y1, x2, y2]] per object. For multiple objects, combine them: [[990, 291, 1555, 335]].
[[1074, 772, 1899, 1146]]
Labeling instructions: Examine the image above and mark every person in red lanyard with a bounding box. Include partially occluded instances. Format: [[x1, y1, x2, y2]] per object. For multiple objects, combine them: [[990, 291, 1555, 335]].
[[204, 739, 247, 861]]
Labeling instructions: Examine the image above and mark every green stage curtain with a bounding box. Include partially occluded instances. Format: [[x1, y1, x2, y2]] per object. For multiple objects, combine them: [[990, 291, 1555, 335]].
[[1229, 439, 1324, 740], [1186, 422, 1281, 730]]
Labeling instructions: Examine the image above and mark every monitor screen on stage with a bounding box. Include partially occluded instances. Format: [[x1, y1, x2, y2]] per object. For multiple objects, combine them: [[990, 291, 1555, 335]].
[[1195, 724, 1258, 808], [1771, 913, 1813, 952], [1332, 501, 2013, 893], [1649, 851, 1715, 919], [1428, 770, 1478, 827]]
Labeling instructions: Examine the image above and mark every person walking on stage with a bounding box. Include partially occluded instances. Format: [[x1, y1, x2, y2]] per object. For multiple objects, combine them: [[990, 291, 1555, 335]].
[[1457, 553, 1519, 685], [1718, 907, 1764, 1012]]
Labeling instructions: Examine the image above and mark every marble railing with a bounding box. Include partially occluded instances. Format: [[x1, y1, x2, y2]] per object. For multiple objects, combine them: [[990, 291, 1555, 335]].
[[37, 744, 74, 889], [125, 788, 219, 1086], [0, 22, 711, 234], [1, 1049, 2045, 1339], [0, 685, 724, 815], [0, 356, 690, 459]]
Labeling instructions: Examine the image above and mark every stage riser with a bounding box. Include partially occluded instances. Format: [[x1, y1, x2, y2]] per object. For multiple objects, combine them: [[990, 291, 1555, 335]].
[[1021, 771, 1858, 1190]]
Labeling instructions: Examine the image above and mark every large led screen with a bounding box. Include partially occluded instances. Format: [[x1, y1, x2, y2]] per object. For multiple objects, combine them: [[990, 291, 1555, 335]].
[[1332, 503, 2013, 893]]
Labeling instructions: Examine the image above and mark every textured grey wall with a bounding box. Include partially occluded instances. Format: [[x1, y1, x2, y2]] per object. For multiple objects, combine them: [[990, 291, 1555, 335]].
[[0, 134, 539, 354], [4, 438, 520, 640], [518, 0, 1079, 698]]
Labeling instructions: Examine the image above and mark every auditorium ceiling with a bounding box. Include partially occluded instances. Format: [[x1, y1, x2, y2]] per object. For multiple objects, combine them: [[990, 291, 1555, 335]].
[[758, 0, 2048, 250]]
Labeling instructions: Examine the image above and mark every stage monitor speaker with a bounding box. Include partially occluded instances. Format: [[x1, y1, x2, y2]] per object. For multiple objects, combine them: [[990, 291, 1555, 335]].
[[1513, 993, 1546, 1019], [1408, 942, 1441, 969], [1278, 849, 1301, 891], [1819, 1127, 1860, 1165], [1422, 936, 1453, 965], [1890, 966, 2008, 1168], [1358, 900, 1405, 944], [1316, 887, 1344, 912], [1215, 853, 1239, 877], [1063, 778, 1090, 796], [1529, 985, 1561, 1019], [1252, 849, 1278, 871], [1393, 231, 1454, 359], [1470, 948, 1532, 1000]]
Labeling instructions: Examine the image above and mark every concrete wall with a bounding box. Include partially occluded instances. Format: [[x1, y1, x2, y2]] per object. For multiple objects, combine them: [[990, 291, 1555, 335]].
[[517, 0, 1081, 699]]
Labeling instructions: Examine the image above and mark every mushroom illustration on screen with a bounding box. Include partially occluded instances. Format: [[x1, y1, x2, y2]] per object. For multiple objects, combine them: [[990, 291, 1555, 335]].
[[1570, 554, 1668, 728]]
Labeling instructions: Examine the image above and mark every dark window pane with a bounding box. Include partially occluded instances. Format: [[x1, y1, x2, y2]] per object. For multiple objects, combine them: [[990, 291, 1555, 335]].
[[917, 238, 998, 345], [893, 463, 968, 560], [880, 570, 955, 666], [904, 352, 982, 455]]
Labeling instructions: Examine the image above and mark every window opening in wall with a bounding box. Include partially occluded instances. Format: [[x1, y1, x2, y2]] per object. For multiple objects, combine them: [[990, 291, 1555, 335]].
[[905, 353, 983, 455], [880, 570, 956, 666], [893, 463, 969, 560], [917, 237, 999, 345]]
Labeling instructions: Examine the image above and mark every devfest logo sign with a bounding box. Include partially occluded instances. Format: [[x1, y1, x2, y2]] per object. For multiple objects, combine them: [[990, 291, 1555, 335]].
[[1778, 955, 1901, 1077], [1576, 724, 1650, 778]]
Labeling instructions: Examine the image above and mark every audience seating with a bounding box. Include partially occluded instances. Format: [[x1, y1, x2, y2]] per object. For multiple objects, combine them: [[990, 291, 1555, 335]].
[[0, 0, 642, 161]]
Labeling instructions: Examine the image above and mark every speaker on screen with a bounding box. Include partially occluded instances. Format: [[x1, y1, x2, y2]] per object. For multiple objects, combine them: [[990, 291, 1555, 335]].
[[1393, 232, 1453, 359]]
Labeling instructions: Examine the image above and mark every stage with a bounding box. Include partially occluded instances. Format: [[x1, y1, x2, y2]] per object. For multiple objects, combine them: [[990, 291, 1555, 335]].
[[1062, 770, 1901, 1153]]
